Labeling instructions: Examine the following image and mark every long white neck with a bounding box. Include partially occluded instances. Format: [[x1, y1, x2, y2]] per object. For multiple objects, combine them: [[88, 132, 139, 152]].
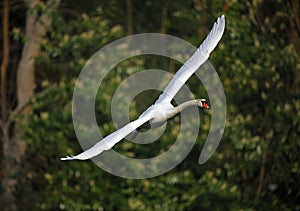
[[166, 100, 199, 119]]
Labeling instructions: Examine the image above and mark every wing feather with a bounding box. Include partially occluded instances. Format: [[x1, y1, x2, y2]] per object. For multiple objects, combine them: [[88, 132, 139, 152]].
[[61, 113, 153, 160], [155, 15, 225, 104]]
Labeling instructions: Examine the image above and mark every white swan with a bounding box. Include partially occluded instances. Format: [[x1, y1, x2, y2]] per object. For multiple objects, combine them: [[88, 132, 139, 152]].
[[61, 15, 225, 161]]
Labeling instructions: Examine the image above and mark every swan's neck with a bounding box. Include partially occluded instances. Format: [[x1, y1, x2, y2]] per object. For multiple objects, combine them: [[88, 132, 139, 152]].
[[167, 100, 198, 119]]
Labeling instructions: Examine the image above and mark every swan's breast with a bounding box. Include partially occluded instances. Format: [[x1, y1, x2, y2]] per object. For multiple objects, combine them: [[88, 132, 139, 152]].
[[148, 103, 174, 126]]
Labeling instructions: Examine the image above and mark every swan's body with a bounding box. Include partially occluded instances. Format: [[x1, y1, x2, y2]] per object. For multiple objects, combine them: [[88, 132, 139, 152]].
[[61, 15, 225, 161], [129, 99, 209, 140], [135, 100, 209, 131]]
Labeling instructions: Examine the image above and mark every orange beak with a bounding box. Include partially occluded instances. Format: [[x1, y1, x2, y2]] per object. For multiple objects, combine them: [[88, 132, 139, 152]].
[[203, 102, 210, 109]]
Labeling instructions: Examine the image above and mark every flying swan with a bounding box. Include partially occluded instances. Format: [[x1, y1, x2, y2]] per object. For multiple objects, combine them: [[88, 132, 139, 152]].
[[61, 15, 225, 161]]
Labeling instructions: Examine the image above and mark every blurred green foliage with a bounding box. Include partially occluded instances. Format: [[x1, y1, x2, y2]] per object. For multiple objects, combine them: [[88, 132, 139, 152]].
[[10, 0, 300, 210]]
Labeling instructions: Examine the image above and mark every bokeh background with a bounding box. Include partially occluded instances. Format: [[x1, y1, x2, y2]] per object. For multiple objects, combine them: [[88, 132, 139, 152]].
[[0, 0, 299, 210]]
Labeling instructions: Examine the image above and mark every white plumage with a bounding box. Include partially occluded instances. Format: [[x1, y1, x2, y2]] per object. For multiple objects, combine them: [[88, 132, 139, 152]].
[[61, 15, 225, 161]]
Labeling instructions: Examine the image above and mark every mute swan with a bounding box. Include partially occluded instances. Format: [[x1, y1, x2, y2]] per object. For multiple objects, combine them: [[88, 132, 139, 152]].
[[61, 15, 225, 161]]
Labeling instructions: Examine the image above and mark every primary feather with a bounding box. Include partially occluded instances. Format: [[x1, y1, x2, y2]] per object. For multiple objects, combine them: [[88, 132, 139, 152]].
[[61, 112, 153, 160], [155, 15, 225, 104]]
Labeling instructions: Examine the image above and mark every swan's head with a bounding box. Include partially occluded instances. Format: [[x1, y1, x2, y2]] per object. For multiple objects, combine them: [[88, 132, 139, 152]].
[[197, 99, 210, 109]]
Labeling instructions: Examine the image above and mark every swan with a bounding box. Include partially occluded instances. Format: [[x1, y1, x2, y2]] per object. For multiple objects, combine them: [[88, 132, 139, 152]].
[[61, 15, 225, 161]]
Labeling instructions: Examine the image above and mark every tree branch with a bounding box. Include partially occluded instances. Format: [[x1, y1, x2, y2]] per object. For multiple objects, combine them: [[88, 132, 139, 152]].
[[257, 144, 269, 195], [9, 86, 53, 122], [9, 100, 31, 122]]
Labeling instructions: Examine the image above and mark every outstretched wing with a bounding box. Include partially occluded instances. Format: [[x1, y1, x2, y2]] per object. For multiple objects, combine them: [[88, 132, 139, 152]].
[[61, 113, 153, 160], [155, 15, 225, 104]]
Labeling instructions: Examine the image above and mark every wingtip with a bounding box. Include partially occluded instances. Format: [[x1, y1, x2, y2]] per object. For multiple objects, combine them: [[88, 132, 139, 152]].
[[217, 15, 225, 25], [221, 14, 225, 22], [60, 152, 95, 161], [199, 14, 226, 52], [219, 15, 225, 30], [60, 155, 75, 161]]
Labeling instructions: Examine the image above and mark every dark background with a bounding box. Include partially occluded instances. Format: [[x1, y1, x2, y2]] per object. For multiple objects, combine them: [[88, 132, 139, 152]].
[[0, 0, 299, 210]]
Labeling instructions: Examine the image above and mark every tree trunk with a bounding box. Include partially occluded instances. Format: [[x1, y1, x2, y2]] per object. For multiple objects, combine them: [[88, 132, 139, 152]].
[[0, 0, 60, 210], [126, 0, 133, 35], [17, 0, 59, 111], [160, 2, 168, 34], [1, 0, 9, 124]]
